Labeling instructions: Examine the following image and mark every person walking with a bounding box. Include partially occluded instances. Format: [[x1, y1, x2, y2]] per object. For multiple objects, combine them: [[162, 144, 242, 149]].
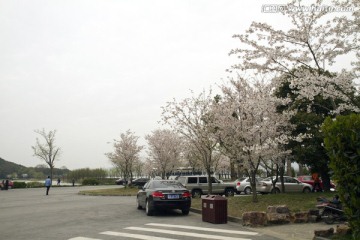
[[4, 179, 9, 190], [45, 176, 52, 195], [312, 172, 322, 192]]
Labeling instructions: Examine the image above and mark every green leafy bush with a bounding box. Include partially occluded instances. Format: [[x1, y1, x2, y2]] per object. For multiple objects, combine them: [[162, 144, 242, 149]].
[[322, 114, 360, 239], [82, 178, 99, 185], [13, 181, 26, 188], [26, 181, 45, 188]]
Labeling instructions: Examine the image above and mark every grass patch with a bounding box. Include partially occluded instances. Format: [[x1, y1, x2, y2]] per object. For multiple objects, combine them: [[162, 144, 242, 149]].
[[192, 192, 335, 218], [78, 188, 337, 220], [79, 186, 139, 196]]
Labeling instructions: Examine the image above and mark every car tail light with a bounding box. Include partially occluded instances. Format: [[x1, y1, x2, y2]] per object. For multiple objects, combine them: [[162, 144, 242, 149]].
[[152, 191, 165, 198], [237, 182, 241, 186], [182, 191, 191, 198]]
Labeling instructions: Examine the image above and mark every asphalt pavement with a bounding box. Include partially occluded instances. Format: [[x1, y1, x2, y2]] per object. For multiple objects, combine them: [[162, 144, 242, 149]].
[[0, 185, 338, 240]]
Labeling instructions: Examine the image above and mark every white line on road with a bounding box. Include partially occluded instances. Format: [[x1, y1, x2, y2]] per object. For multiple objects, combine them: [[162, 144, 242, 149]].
[[146, 223, 258, 236], [125, 227, 252, 240], [68, 237, 102, 240], [100, 231, 178, 240]]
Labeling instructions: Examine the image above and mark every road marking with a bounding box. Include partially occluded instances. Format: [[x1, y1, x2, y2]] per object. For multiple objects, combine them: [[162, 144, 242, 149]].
[[125, 227, 252, 240], [100, 231, 178, 240], [146, 223, 258, 236], [68, 238, 102, 240]]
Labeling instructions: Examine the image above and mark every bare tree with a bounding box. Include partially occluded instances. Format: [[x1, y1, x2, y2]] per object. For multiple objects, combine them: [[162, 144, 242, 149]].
[[32, 129, 61, 180]]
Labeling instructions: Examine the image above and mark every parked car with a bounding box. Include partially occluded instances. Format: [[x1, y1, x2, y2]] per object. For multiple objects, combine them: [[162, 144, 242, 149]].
[[130, 178, 150, 187], [297, 175, 336, 191], [136, 179, 191, 216], [177, 175, 236, 198], [258, 176, 313, 194], [234, 177, 262, 195], [0, 180, 14, 190], [115, 178, 128, 185]]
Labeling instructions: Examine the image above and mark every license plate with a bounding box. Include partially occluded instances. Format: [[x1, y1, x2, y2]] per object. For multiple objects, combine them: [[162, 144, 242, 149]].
[[167, 194, 179, 199]]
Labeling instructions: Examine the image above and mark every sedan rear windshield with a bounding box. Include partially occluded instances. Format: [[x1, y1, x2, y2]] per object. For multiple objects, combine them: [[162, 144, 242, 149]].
[[152, 181, 184, 188]]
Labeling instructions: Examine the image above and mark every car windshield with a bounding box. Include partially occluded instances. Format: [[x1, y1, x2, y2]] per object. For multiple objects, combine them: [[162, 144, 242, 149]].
[[152, 181, 184, 188]]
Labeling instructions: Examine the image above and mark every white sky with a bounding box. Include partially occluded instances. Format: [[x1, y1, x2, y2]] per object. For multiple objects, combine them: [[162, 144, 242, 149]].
[[0, 0, 352, 170]]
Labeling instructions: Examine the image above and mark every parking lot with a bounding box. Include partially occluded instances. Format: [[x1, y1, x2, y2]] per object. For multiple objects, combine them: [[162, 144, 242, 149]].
[[0, 186, 281, 240]]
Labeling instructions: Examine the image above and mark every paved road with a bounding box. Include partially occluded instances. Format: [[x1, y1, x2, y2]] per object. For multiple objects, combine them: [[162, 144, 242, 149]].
[[2, 186, 337, 240], [0, 186, 283, 240]]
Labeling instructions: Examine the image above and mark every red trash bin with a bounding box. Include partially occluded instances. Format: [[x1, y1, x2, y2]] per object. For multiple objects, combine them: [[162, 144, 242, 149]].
[[202, 195, 227, 224]]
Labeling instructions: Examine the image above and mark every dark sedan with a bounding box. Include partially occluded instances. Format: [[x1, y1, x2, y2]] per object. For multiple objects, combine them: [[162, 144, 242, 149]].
[[136, 179, 191, 216], [130, 178, 149, 187]]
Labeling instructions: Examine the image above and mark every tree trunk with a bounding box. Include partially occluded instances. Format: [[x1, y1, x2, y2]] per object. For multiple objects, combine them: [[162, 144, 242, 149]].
[[279, 166, 285, 193], [207, 169, 213, 194], [320, 169, 331, 192], [230, 159, 236, 180], [286, 159, 292, 176], [250, 172, 258, 203]]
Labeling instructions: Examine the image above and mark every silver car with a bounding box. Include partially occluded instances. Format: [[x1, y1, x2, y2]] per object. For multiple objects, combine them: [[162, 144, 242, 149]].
[[258, 176, 313, 194], [234, 177, 262, 195]]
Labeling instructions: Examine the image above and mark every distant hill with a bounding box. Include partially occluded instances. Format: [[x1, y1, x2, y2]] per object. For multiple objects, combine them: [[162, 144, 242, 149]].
[[0, 157, 28, 178], [0, 157, 70, 179]]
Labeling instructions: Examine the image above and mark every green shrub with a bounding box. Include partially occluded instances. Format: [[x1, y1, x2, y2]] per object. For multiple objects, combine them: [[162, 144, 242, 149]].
[[13, 182, 27, 188], [322, 114, 360, 239], [26, 181, 45, 188], [82, 178, 99, 185]]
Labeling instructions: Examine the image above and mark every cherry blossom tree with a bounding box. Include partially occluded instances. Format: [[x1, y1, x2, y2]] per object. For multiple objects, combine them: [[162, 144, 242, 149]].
[[161, 90, 219, 193], [182, 140, 203, 172], [145, 129, 183, 179], [105, 130, 143, 186], [230, 0, 359, 114], [229, 0, 359, 190], [213, 76, 294, 202]]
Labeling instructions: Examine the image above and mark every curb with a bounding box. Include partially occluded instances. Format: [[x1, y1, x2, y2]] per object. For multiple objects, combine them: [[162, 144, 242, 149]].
[[190, 207, 243, 224]]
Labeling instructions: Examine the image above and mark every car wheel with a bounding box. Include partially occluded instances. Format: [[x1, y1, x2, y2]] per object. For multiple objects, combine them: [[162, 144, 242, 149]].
[[182, 208, 190, 215], [192, 190, 202, 198], [271, 188, 280, 194], [303, 187, 311, 193], [225, 188, 235, 197], [145, 199, 154, 216], [244, 187, 252, 195], [137, 197, 142, 210]]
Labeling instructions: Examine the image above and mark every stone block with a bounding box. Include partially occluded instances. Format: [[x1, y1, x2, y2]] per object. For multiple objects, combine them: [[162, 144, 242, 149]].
[[242, 211, 267, 227], [292, 212, 309, 223], [308, 215, 319, 223], [336, 224, 351, 235], [267, 205, 290, 224], [314, 228, 334, 238]]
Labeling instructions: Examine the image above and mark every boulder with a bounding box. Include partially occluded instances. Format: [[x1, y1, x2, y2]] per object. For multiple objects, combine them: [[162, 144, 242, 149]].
[[292, 212, 309, 223], [242, 211, 267, 227], [336, 224, 351, 235], [267, 205, 290, 224], [314, 228, 334, 238]]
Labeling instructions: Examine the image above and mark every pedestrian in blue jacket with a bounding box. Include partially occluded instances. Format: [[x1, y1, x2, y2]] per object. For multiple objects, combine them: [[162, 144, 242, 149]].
[[45, 176, 52, 195]]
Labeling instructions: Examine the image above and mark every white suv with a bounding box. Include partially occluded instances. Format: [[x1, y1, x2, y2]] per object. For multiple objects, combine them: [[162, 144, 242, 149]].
[[177, 175, 236, 198]]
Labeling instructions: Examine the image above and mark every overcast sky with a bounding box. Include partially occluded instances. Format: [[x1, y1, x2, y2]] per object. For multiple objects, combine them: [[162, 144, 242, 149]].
[[0, 0, 351, 170]]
